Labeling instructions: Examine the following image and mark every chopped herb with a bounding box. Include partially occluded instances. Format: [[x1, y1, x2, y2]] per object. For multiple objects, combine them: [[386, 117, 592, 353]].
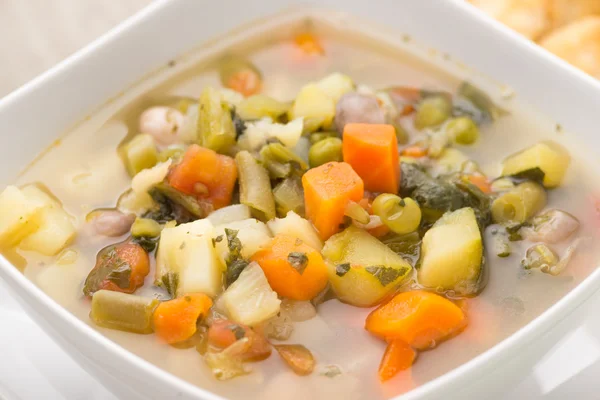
[[223, 229, 248, 286], [161, 272, 179, 298], [288, 252, 309, 274], [132, 236, 157, 253], [365, 265, 405, 286], [226, 259, 249, 287], [398, 198, 406, 207], [83, 247, 134, 296], [179, 241, 186, 250], [228, 324, 246, 340], [335, 263, 351, 277], [106, 263, 132, 289], [215, 235, 224, 243]]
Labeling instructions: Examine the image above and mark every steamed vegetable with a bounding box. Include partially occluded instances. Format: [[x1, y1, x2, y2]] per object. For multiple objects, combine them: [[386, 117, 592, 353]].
[[139, 107, 185, 147], [153, 293, 213, 344], [251, 234, 328, 301], [213, 218, 272, 267], [260, 142, 308, 179], [378, 339, 416, 382], [120, 134, 158, 176], [266, 211, 323, 251], [197, 87, 236, 152], [219, 56, 262, 97], [155, 219, 222, 298], [308, 137, 343, 168], [235, 151, 276, 221], [302, 162, 364, 240], [322, 226, 412, 307], [334, 92, 386, 133], [371, 194, 421, 235], [414, 95, 452, 130], [88, 209, 135, 237], [273, 177, 305, 217], [84, 242, 150, 297], [342, 123, 400, 194], [207, 204, 252, 226], [365, 290, 466, 350], [289, 84, 336, 132], [274, 344, 315, 376], [243, 118, 303, 149], [0, 185, 46, 248], [491, 181, 547, 224], [18, 185, 76, 255], [90, 290, 159, 334], [446, 116, 479, 145], [418, 207, 483, 295], [207, 319, 271, 361], [167, 144, 237, 211], [316, 72, 354, 102], [236, 95, 289, 121], [501, 141, 570, 188], [130, 217, 162, 238], [221, 262, 281, 326]]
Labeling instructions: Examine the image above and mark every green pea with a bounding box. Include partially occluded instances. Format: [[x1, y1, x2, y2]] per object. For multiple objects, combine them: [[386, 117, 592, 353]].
[[309, 131, 338, 145], [308, 137, 343, 168], [414, 95, 452, 130], [372, 194, 421, 235], [446, 116, 479, 145]]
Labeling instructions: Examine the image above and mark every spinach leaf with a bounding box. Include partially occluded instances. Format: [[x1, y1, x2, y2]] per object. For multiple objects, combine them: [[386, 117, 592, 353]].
[[335, 263, 351, 277], [365, 265, 406, 286], [161, 271, 179, 298], [224, 229, 248, 286], [288, 252, 309, 274], [502, 167, 545, 185]]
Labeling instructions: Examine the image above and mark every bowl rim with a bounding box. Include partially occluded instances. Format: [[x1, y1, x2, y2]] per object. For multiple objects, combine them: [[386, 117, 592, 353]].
[[1, 0, 600, 399]]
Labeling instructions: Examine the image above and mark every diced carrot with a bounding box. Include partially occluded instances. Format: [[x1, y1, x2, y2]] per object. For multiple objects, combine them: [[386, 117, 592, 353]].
[[343, 123, 400, 194], [378, 339, 416, 382], [153, 293, 213, 344], [168, 144, 237, 210], [294, 33, 324, 55], [302, 162, 364, 240], [401, 146, 428, 158], [251, 234, 328, 301], [84, 242, 150, 297], [226, 70, 262, 97], [467, 175, 492, 194], [365, 290, 466, 350], [207, 319, 271, 361]]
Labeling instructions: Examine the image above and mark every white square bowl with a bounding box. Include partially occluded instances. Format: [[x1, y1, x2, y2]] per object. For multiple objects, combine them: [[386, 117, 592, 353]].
[[1, 1, 600, 399]]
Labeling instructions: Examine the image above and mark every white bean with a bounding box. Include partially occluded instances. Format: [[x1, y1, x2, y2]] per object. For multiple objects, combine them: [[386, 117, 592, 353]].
[[139, 106, 185, 146]]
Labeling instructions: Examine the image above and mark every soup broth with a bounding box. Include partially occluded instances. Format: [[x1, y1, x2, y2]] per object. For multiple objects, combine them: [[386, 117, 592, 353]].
[[6, 14, 600, 400]]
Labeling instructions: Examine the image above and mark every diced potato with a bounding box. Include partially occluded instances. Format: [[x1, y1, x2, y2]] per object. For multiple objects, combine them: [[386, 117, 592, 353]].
[[17, 185, 76, 256], [316, 73, 355, 103], [322, 226, 412, 307], [289, 84, 336, 131], [418, 207, 483, 295], [501, 141, 570, 188], [244, 118, 304, 149], [221, 262, 281, 326], [0, 186, 46, 247], [207, 204, 252, 226], [267, 211, 323, 251], [213, 219, 272, 265], [156, 219, 223, 298], [119, 160, 173, 215]]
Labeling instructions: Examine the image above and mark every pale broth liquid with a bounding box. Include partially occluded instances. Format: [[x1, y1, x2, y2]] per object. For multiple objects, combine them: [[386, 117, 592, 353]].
[[12, 17, 600, 400]]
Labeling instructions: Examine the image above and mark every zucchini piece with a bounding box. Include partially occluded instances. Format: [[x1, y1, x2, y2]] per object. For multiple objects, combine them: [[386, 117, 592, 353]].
[[418, 207, 483, 295], [501, 141, 570, 188], [322, 226, 412, 307], [121, 134, 158, 177], [221, 262, 281, 326], [90, 290, 158, 334]]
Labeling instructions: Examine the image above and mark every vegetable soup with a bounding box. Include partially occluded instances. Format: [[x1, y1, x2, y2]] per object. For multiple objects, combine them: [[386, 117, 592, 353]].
[[2, 15, 599, 400]]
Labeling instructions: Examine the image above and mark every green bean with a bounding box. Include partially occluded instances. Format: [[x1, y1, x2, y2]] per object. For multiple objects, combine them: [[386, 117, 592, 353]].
[[308, 137, 343, 168], [235, 151, 276, 221], [236, 95, 290, 121], [90, 290, 159, 334], [197, 87, 236, 153], [131, 218, 162, 238], [273, 177, 305, 217], [491, 181, 546, 224], [260, 143, 308, 179], [309, 131, 338, 145], [372, 194, 422, 235], [446, 116, 479, 145], [414, 95, 452, 130], [121, 134, 158, 176]]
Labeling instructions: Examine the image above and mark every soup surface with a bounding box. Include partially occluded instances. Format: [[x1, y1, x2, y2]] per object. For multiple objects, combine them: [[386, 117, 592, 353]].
[[3, 15, 600, 400]]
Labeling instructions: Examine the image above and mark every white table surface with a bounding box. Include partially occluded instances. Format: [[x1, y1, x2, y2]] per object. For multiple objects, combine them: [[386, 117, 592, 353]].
[[2, 1, 600, 399]]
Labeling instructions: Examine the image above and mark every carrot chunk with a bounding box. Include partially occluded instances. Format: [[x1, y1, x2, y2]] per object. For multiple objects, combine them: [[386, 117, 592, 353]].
[[467, 175, 492, 194], [401, 146, 428, 158], [378, 339, 416, 382], [153, 293, 213, 344], [343, 123, 400, 194], [294, 33, 324, 55], [168, 144, 237, 210], [302, 162, 364, 240], [365, 290, 466, 350], [251, 234, 328, 301]]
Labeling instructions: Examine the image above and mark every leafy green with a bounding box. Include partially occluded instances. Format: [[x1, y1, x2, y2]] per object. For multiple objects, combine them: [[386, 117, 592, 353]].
[[381, 232, 421, 267], [224, 229, 248, 286], [503, 167, 545, 185], [152, 183, 209, 219], [365, 265, 406, 286], [145, 188, 196, 224], [288, 252, 309, 274], [160, 272, 179, 298], [335, 263, 350, 277], [260, 143, 308, 179], [132, 236, 157, 253], [83, 246, 133, 297]]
